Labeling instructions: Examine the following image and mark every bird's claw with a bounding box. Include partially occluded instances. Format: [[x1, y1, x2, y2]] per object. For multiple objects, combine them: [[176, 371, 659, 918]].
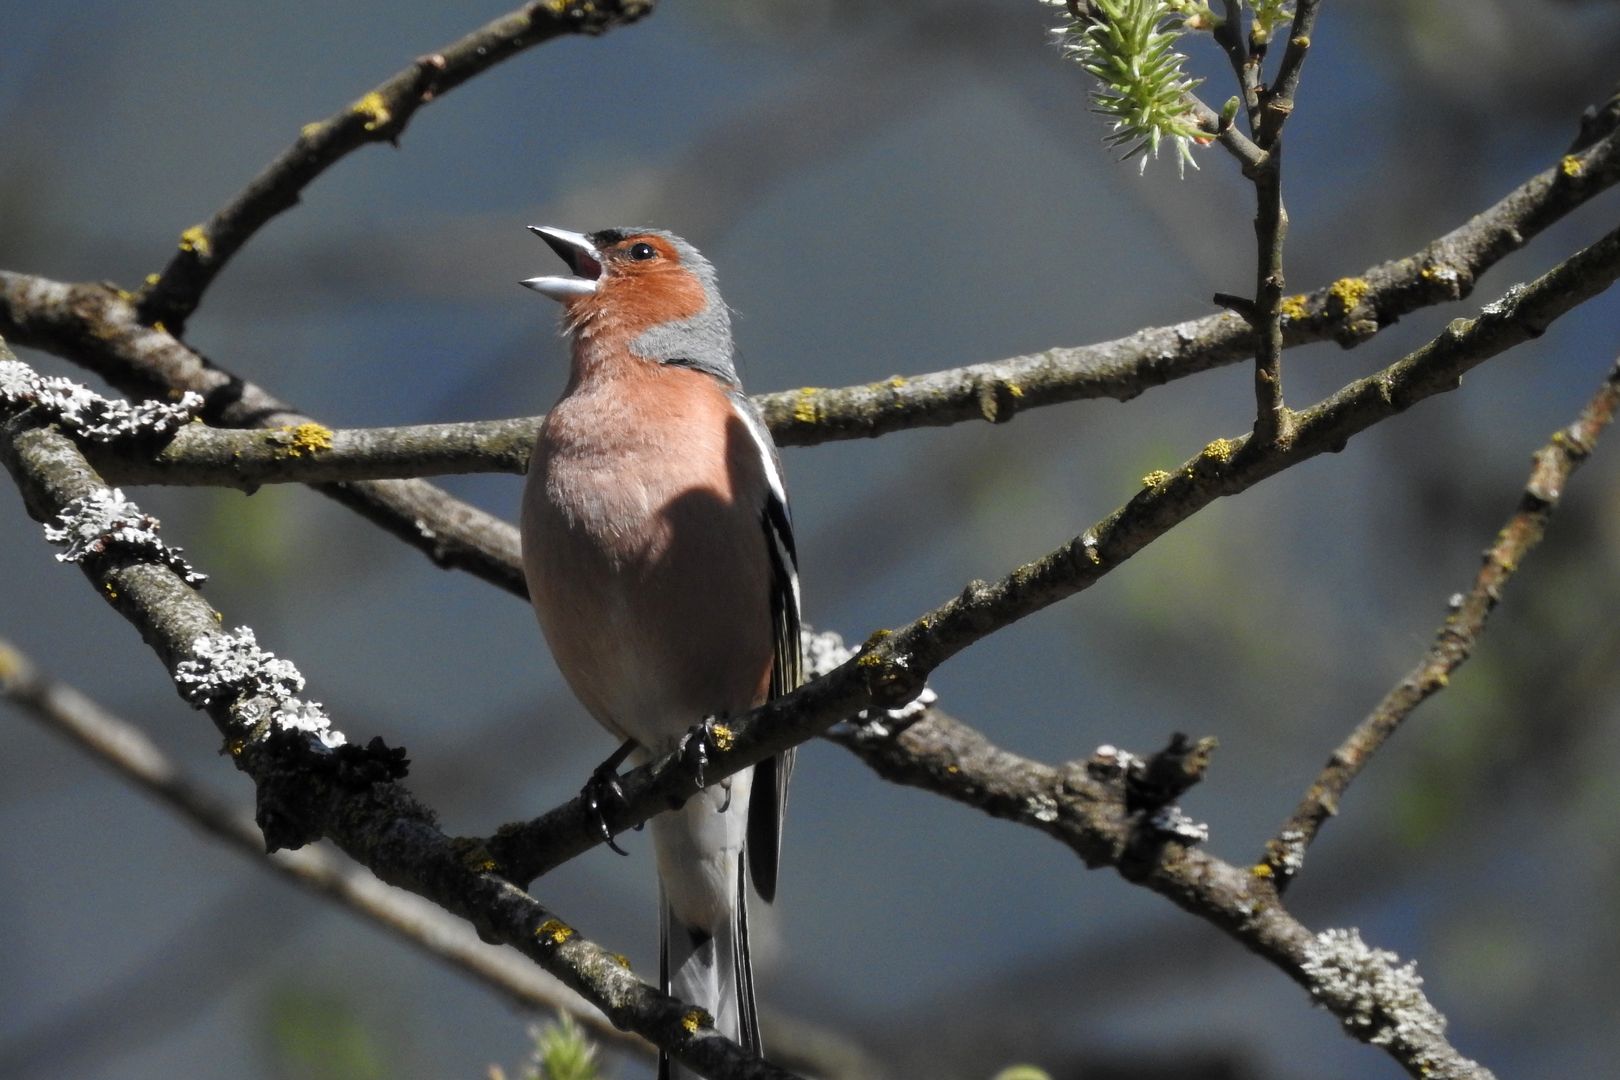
[[680, 717, 719, 790], [582, 741, 637, 856]]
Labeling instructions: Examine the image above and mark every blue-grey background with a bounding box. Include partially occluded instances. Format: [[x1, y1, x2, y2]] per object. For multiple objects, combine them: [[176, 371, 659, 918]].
[[4, 2, 1620, 1077]]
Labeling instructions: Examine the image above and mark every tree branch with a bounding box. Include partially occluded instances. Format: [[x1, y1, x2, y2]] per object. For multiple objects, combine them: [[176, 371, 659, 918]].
[[84, 415, 537, 489], [483, 219, 1620, 888], [1, 272, 530, 597], [1263, 351, 1620, 885], [0, 636, 654, 1058], [757, 121, 1620, 444], [134, 0, 656, 334], [1257, 0, 1322, 146], [824, 706, 1494, 1080], [1234, 1, 1322, 445]]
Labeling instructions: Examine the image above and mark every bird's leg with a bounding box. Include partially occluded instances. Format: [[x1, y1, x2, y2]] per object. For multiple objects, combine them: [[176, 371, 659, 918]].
[[583, 739, 637, 856]]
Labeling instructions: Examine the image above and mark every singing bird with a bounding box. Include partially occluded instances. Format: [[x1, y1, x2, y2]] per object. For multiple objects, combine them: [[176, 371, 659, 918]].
[[519, 227, 801, 1077]]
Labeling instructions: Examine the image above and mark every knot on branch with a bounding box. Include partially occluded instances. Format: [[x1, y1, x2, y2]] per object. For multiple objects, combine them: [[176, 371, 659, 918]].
[[803, 627, 937, 735], [1089, 733, 1217, 878], [853, 628, 927, 710], [975, 376, 1025, 424], [1126, 731, 1218, 811], [253, 728, 412, 852]]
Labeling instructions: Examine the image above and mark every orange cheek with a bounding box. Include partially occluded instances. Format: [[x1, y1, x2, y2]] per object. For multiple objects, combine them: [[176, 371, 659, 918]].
[[610, 269, 708, 333]]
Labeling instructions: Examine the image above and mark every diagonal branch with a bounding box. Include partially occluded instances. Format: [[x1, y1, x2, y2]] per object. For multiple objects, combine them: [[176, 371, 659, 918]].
[[1262, 352, 1620, 886], [0, 637, 653, 1059], [135, 0, 656, 334], [823, 705, 1494, 1079], [484, 219, 1620, 885]]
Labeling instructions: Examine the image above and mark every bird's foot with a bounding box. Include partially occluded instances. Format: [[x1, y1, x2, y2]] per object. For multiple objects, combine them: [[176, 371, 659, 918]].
[[582, 740, 636, 856], [679, 716, 721, 790]]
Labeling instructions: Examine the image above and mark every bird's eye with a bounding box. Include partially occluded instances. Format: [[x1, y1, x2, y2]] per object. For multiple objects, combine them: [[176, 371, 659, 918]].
[[628, 242, 658, 261]]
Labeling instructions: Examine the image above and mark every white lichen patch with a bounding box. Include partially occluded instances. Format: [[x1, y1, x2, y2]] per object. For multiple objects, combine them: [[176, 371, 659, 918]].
[[1026, 792, 1060, 823], [1274, 828, 1307, 876], [1088, 743, 1143, 778], [801, 628, 938, 724], [175, 626, 304, 705], [1148, 805, 1209, 843], [43, 488, 206, 585], [175, 627, 345, 748], [270, 698, 346, 749], [0, 358, 202, 441], [1300, 928, 1448, 1048]]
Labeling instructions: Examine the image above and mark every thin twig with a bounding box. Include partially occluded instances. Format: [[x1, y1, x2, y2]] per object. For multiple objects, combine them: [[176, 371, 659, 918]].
[[1247, 153, 1291, 444], [135, 0, 655, 334], [1212, 1, 1260, 126], [1263, 353, 1620, 885], [1234, 1, 1323, 445], [1258, 0, 1323, 146]]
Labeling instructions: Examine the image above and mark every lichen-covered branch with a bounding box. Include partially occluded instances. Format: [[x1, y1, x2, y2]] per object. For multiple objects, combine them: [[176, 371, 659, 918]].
[[822, 705, 1494, 1079], [0, 272, 530, 597], [135, 0, 656, 334], [0, 636, 652, 1058], [1264, 352, 1620, 884], [0, 374, 796, 1080]]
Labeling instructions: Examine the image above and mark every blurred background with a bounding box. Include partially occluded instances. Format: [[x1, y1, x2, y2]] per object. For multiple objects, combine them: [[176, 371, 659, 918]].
[[4, 1, 1620, 1077]]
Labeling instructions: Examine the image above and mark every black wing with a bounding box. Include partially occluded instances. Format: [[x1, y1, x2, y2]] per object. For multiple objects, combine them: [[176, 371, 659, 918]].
[[730, 394, 802, 903]]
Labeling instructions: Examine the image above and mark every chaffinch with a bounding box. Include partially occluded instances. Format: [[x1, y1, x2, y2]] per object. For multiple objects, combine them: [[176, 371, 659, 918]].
[[520, 226, 801, 1077]]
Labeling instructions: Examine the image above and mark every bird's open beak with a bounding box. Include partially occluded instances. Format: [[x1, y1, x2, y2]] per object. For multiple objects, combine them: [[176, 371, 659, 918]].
[[522, 226, 602, 300]]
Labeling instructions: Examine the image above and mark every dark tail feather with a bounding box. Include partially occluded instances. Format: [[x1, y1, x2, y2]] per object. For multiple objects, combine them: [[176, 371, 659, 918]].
[[657, 860, 759, 1080], [747, 749, 794, 902]]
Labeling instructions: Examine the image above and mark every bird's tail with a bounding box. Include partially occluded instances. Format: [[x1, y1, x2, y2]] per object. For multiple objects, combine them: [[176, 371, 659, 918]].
[[657, 856, 758, 1080]]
